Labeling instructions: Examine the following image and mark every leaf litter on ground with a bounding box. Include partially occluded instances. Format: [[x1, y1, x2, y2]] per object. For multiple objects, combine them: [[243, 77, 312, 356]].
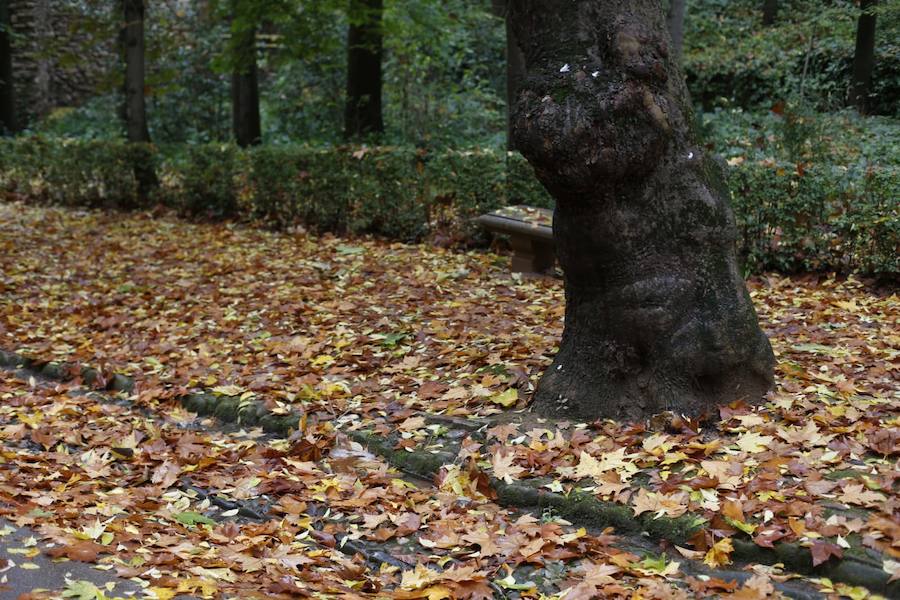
[[0, 201, 897, 598]]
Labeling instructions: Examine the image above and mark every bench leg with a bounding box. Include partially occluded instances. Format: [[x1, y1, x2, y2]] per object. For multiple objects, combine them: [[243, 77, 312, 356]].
[[509, 236, 555, 274]]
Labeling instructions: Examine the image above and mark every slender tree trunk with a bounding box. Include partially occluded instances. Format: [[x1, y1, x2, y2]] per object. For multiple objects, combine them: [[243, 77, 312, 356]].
[[509, 1, 774, 422], [666, 0, 686, 62], [762, 0, 778, 26], [231, 24, 261, 146], [344, 0, 383, 140], [122, 0, 156, 202], [850, 0, 877, 114], [122, 0, 150, 143], [0, 0, 15, 134], [492, 0, 526, 150]]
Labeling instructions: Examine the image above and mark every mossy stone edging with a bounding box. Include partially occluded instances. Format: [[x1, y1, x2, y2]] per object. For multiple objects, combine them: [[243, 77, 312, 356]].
[[1, 348, 895, 597]]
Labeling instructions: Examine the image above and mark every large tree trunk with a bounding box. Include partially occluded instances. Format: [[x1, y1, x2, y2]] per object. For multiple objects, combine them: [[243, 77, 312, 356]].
[[666, 0, 686, 62], [850, 0, 877, 114], [344, 0, 383, 140], [509, 1, 774, 422], [231, 24, 261, 146], [762, 0, 778, 26], [0, 0, 15, 134], [122, 0, 150, 143]]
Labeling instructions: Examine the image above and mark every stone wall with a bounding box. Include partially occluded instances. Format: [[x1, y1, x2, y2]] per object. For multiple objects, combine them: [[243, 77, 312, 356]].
[[9, 0, 115, 126]]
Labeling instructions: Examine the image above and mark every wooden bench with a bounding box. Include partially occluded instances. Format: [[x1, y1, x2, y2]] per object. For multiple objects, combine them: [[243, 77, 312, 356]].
[[476, 205, 555, 275]]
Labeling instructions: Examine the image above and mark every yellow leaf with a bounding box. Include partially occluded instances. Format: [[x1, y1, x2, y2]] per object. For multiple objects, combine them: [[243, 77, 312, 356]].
[[704, 537, 734, 568], [491, 388, 518, 407], [149, 587, 178, 600], [734, 431, 773, 453], [400, 564, 441, 590]]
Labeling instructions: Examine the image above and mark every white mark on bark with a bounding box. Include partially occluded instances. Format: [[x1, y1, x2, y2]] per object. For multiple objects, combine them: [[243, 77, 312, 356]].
[[559, 63, 571, 73], [591, 71, 600, 78]]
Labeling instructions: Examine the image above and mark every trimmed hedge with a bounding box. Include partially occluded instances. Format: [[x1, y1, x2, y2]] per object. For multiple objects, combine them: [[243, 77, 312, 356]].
[[0, 137, 896, 276]]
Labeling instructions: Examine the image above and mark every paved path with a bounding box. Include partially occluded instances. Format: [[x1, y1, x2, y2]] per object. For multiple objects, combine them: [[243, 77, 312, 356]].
[[0, 518, 143, 599]]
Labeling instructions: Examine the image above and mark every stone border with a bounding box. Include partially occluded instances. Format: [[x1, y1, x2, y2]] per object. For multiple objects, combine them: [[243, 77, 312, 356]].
[[1, 348, 895, 597]]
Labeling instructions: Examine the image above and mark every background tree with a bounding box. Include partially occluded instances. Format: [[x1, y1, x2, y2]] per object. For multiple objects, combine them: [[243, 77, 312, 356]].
[[122, 0, 151, 143], [492, 0, 525, 150], [667, 0, 686, 62], [0, 0, 15, 134], [509, 0, 775, 422], [850, 0, 878, 113], [122, 0, 156, 200], [229, 0, 261, 146], [345, 0, 383, 140], [762, 0, 778, 25]]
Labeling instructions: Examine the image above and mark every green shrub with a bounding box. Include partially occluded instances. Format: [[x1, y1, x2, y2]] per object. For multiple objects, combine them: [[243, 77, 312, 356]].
[[506, 152, 553, 208], [0, 136, 151, 208], [1, 137, 896, 276], [175, 144, 242, 219], [728, 161, 899, 275]]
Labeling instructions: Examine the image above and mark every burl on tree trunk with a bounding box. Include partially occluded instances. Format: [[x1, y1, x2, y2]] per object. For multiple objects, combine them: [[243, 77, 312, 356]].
[[510, 1, 775, 422]]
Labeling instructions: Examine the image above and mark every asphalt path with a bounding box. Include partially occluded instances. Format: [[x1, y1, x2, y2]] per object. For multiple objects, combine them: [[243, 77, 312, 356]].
[[0, 517, 143, 599]]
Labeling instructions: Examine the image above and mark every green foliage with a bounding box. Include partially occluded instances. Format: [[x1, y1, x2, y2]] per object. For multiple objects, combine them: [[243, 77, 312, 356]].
[[0, 137, 150, 208], [173, 144, 242, 219], [2, 137, 896, 276], [729, 161, 898, 275], [684, 0, 900, 116]]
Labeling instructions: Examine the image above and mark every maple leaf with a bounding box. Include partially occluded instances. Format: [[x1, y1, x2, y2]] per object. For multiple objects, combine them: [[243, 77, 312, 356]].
[[492, 449, 526, 483], [490, 388, 518, 407], [631, 488, 658, 517], [486, 423, 519, 443], [401, 564, 442, 590], [461, 528, 501, 557], [574, 448, 633, 481], [838, 482, 886, 507], [734, 431, 773, 453], [151, 459, 181, 489], [703, 537, 734, 568], [810, 540, 843, 566]]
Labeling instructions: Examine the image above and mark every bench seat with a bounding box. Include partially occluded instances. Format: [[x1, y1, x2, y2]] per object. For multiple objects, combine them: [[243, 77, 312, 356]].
[[476, 205, 555, 275]]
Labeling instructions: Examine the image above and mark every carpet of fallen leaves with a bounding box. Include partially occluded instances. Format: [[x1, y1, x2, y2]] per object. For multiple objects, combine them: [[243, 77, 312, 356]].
[[0, 201, 898, 598]]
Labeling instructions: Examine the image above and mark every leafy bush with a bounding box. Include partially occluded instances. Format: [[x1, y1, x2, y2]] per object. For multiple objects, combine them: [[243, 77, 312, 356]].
[[729, 161, 898, 275], [1, 137, 896, 276], [171, 144, 242, 219], [0, 137, 150, 208]]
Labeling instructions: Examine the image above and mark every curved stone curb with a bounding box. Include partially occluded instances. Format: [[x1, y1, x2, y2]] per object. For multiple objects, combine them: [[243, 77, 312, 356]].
[[1, 347, 896, 597]]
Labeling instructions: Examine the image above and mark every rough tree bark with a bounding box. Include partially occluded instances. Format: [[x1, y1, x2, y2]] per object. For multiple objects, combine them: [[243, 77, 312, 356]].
[[344, 0, 383, 140], [122, 0, 150, 143], [231, 23, 261, 146], [509, 1, 775, 422], [762, 0, 778, 26], [666, 0, 686, 62], [0, 0, 15, 134], [850, 0, 877, 114]]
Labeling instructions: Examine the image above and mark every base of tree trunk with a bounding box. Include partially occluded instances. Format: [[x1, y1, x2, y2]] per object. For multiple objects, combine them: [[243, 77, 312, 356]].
[[510, 1, 775, 422], [532, 274, 775, 421]]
